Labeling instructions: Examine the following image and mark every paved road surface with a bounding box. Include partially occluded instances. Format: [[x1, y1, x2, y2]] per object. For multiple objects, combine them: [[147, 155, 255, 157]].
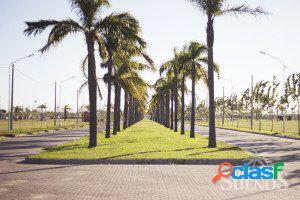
[[0, 124, 299, 200]]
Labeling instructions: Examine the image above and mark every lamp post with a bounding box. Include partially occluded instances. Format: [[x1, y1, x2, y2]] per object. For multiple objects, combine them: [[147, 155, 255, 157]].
[[8, 53, 35, 135], [77, 90, 79, 124], [58, 76, 76, 126], [259, 51, 287, 133]]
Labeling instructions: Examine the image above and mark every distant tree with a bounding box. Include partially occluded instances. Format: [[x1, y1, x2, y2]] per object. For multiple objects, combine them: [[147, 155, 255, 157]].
[[237, 89, 250, 128], [63, 105, 72, 121], [215, 97, 226, 126], [225, 94, 238, 127], [252, 81, 269, 131], [286, 73, 300, 135], [263, 76, 279, 132], [37, 104, 47, 121], [13, 106, 24, 121], [196, 100, 208, 123]]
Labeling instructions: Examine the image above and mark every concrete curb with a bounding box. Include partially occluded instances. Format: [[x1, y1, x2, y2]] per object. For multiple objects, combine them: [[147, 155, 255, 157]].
[[24, 157, 245, 165]]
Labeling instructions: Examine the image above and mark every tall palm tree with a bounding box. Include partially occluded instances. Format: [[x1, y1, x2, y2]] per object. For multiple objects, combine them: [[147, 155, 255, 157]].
[[187, 0, 268, 147], [152, 77, 172, 126], [108, 59, 151, 134], [160, 49, 182, 132], [24, 0, 140, 147], [177, 50, 191, 135], [187, 41, 208, 138], [98, 14, 149, 138], [186, 41, 220, 138]]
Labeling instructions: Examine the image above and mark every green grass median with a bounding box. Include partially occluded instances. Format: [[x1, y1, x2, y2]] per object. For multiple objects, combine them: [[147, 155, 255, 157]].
[[28, 119, 251, 164]]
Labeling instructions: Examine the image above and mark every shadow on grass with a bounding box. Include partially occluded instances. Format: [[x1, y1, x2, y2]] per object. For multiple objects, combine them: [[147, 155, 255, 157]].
[[188, 146, 240, 156]]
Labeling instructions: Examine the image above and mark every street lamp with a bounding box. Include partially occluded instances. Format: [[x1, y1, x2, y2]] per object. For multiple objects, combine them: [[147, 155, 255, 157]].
[[8, 53, 35, 135], [58, 76, 77, 126], [259, 51, 287, 133]]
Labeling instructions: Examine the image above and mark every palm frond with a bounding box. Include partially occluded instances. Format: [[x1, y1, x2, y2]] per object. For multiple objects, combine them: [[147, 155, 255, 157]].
[[81, 55, 88, 78], [25, 19, 83, 53], [69, 0, 110, 27], [217, 4, 269, 17]]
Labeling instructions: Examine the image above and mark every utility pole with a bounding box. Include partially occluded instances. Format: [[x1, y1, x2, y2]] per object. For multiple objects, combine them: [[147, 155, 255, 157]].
[[222, 86, 225, 126], [10, 64, 15, 130], [8, 53, 35, 134], [250, 75, 253, 130], [77, 90, 79, 124], [54, 81, 57, 126], [8, 66, 11, 135], [58, 76, 76, 126], [282, 67, 286, 134]]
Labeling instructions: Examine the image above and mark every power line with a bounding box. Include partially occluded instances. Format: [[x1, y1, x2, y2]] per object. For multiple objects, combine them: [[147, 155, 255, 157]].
[[14, 68, 51, 87]]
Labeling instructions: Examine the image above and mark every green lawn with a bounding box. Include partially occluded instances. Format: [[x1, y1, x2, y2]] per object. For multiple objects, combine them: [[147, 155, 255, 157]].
[[0, 119, 88, 136], [194, 118, 300, 139], [30, 119, 251, 161]]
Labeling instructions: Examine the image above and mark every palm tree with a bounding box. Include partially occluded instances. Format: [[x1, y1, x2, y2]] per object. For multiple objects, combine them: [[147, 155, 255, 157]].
[[37, 104, 47, 121], [108, 59, 150, 134], [186, 42, 207, 138], [24, 0, 145, 147], [160, 49, 182, 132], [13, 106, 24, 121], [63, 105, 72, 121], [187, 0, 268, 147], [152, 77, 172, 126], [98, 14, 149, 138], [177, 50, 191, 135]]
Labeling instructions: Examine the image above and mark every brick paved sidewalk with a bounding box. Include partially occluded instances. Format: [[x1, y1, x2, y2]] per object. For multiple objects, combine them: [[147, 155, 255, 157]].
[[0, 124, 299, 200]]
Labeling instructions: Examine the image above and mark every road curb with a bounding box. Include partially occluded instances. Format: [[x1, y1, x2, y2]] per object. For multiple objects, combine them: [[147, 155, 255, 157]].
[[24, 158, 245, 165]]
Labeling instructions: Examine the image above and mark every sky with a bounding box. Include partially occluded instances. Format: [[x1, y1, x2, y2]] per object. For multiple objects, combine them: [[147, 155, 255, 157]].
[[0, 0, 299, 112]]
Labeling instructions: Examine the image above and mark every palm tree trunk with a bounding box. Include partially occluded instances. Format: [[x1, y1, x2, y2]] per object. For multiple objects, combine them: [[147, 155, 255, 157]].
[[123, 91, 129, 130], [134, 100, 139, 123], [105, 54, 113, 138], [170, 90, 174, 130], [271, 111, 274, 132], [166, 91, 170, 128], [159, 99, 163, 124], [64, 109, 67, 121], [129, 95, 134, 126], [86, 34, 97, 147], [116, 90, 121, 132], [155, 102, 159, 122], [181, 74, 185, 135], [207, 12, 216, 148], [190, 62, 196, 138], [174, 68, 178, 132], [113, 83, 121, 135], [297, 98, 300, 135]]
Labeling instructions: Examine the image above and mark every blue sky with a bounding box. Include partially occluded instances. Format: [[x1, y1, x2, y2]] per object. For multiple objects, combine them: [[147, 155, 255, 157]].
[[0, 0, 299, 111]]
